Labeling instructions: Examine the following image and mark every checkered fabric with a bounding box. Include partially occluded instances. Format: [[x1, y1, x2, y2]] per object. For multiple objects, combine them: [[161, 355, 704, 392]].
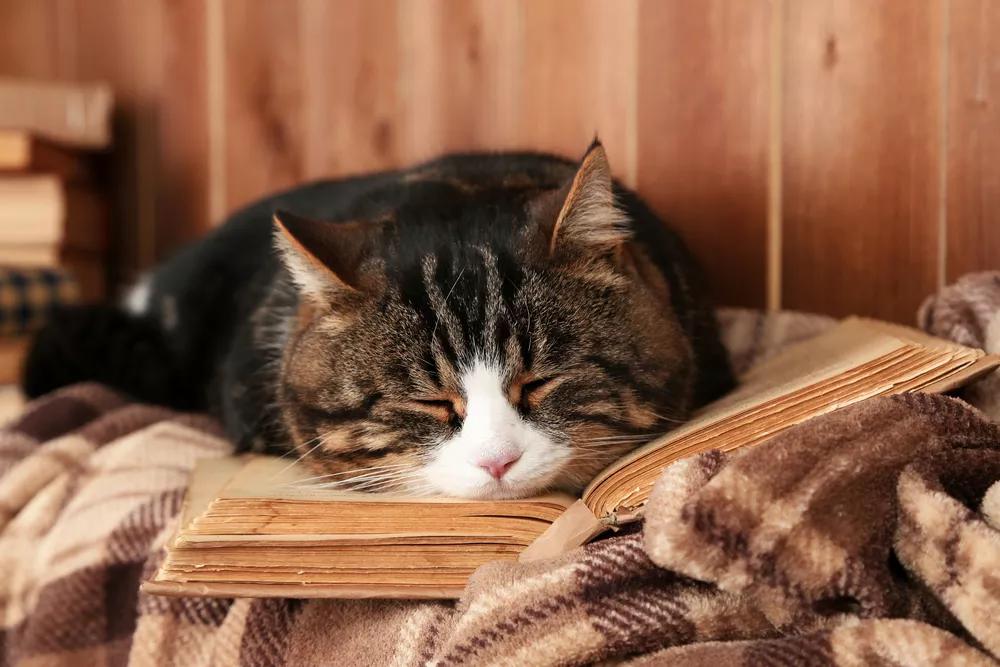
[[2, 302, 999, 666], [0, 266, 80, 336]]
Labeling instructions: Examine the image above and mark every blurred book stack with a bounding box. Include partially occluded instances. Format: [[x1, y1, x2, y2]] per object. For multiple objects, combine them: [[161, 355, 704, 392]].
[[0, 77, 113, 388]]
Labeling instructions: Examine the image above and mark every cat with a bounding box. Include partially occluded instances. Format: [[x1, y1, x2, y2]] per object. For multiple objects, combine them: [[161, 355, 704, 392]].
[[24, 141, 733, 500]]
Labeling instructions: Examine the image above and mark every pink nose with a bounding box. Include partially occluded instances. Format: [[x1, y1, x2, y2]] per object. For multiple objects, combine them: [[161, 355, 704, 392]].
[[477, 452, 522, 480]]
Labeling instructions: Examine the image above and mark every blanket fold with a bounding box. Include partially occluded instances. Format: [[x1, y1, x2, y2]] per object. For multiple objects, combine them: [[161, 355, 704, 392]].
[[643, 392, 1000, 664], [644, 393, 1000, 635]]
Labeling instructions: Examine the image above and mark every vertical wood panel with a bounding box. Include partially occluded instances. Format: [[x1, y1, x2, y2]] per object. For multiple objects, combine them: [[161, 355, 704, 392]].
[[397, 0, 638, 173], [157, 0, 211, 253], [222, 0, 305, 212], [398, 0, 521, 162], [0, 0, 64, 77], [782, 1, 943, 323], [945, 0, 1000, 280], [516, 0, 637, 183], [5, 1, 986, 312], [65, 0, 165, 280], [299, 0, 402, 179], [636, 0, 770, 308]]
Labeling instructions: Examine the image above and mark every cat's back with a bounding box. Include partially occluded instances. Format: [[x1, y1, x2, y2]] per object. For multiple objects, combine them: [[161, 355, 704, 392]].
[[149, 151, 729, 408], [144, 153, 580, 360]]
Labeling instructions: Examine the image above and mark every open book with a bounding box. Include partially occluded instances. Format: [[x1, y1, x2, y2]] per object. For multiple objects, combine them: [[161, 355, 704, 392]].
[[144, 318, 998, 599]]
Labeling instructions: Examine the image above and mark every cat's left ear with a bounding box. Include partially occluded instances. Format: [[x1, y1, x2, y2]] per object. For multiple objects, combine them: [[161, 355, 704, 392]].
[[544, 140, 630, 257], [273, 211, 375, 301]]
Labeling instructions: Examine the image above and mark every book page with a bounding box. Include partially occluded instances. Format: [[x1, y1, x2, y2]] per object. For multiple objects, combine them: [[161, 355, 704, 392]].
[[583, 319, 906, 497], [181, 457, 247, 529], [581, 318, 990, 515]]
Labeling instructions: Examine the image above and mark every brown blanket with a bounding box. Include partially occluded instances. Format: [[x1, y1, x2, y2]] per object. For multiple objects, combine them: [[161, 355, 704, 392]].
[[2, 287, 999, 666]]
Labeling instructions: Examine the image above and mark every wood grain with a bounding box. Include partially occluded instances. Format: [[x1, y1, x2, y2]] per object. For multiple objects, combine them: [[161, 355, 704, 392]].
[[516, 0, 637, 183], [221, 0, 306, 213], [64, 0, 165, 280], [157, 0, 212, 253], [636, 0, 771, 308], [945, 0, 1000, 281], [0, 0, 64, 78], [397, 0, 521, 163], [299, 0, 402, 179], [6, 0, 997, 314], [781, 0, 944, 323]]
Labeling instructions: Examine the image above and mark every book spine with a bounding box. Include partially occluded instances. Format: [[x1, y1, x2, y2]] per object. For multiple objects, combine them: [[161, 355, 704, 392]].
[[0, 78, 112, 149], [0, 177, 108, 252], [0, 131, 92, 181]]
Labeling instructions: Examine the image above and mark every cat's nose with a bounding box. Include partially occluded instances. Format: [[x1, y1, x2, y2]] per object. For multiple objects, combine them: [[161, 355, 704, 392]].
[[477, 452, 522, 480]]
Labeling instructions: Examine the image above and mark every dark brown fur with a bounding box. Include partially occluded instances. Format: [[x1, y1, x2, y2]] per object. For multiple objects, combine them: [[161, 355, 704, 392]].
[[26, 143, 733, 497], [269, 143, 730, 493]]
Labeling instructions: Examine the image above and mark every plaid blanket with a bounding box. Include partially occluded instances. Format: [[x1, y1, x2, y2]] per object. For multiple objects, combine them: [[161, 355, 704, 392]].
[[2, 281, 999, 666], [0, 267, 79, 337]]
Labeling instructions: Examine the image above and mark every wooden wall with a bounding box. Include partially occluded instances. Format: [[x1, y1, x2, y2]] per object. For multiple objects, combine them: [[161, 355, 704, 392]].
[[2, 0, 999, 324]]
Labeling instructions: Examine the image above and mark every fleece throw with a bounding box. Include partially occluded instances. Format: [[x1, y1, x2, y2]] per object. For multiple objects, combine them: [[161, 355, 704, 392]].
[[1, 284, 999, 666]]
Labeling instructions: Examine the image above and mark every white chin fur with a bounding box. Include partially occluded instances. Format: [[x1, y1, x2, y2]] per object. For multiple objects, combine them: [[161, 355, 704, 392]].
[[419, 360, 569, 499]]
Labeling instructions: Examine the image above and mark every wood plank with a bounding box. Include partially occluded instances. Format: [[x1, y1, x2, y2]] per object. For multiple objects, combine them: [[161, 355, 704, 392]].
[[397, 0, 635, 173], [781, 0, 943, 323], [221, 0, 305, 213], [516, 0, 637, 182], [63, 0, 165, 282], [0, 0, 64, 78], [396, 0, 521, 163], [945, 0, 1000, 281], [299, 0, 402, 178], [636, 0, 770, 308], [157, 0, 212, 253]]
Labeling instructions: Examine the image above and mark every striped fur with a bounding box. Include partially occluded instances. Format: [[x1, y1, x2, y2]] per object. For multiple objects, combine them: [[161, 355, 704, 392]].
[[61, 143, 732, 499], [269, 143, 728, 498]]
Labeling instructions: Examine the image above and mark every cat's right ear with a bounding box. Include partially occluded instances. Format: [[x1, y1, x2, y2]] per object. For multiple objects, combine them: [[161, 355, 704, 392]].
[[273, 211, 374, 301], [528, 140, 630, 261]]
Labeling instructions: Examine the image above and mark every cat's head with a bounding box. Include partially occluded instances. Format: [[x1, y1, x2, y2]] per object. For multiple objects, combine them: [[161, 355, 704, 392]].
[[274, 142, 694, 499]]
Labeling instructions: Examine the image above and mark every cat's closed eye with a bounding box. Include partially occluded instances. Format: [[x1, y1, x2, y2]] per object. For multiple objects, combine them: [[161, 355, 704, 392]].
[[409, 396, 465, 425], [513, 377, 559, 414]]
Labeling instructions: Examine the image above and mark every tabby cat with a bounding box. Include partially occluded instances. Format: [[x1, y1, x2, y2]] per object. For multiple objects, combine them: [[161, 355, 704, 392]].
[[24, 142, 732, 500]]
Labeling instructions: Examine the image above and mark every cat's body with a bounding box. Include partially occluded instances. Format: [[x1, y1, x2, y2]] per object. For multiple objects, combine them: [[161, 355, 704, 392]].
[[25, 145, 732, 499]]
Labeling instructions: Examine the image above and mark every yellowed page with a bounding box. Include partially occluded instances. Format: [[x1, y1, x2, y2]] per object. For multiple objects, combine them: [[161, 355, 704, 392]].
[[582, 318, 993, 517], [583, 319, 909, 499], [180, 457, 248, 529]]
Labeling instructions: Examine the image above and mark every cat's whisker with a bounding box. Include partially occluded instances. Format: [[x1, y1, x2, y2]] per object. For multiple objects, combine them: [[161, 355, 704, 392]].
[[572, 436, 664, 447], [651, 412, 687, 425], [293, 469, 418, 485], [565, 450, 632, 461], [298, 468, 427, 491], [576, 431, 666, 442], [397, 481, 436, 497], [271, 433, 324, 461], [573, 442, 652, 451], [430, 266, 466, 344], [332, 471, 425, 487], [265, 433, 335, 481], [573, 443, 647, 451], [282, 462, 415, 487]]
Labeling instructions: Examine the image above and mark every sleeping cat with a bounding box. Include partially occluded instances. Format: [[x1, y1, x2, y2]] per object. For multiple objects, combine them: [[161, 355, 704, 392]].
[[24, 141, 732, 499]]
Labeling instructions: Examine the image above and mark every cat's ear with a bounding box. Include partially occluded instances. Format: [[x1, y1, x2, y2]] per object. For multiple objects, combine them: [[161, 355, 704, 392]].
[[545, 140, 630, 256], [273, 211, 374, 300]]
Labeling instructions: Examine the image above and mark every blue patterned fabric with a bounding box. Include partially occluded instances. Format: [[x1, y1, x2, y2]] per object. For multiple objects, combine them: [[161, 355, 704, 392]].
[[0, 266, 79, 336]]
